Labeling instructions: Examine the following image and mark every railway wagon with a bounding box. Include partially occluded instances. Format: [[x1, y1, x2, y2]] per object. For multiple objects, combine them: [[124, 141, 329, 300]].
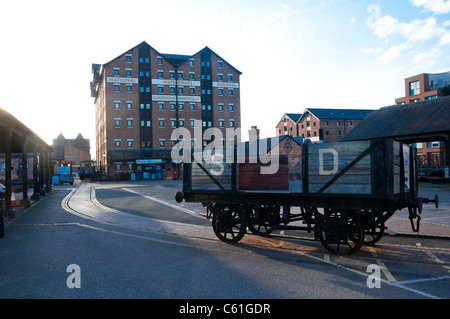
[[175, 138, 438, 255]]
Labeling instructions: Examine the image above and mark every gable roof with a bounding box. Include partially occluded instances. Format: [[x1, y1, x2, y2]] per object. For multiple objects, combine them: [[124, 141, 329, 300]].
[[302, 108, 375, 121], [242, 135, 303, 156], [191, 46, 242, 75], [285, 113, 302, 123], [342, 96, 450, 142], [101, 42, 242, 74], [52, 133, 90, 148], [160, 53, 191, 66]]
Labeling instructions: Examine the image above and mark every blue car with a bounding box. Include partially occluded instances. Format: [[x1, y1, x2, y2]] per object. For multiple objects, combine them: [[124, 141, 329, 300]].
[[58, 174, 74, 185]]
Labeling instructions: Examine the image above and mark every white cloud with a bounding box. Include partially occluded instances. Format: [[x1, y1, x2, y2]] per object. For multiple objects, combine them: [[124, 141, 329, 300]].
[[410, 0, 450, 14], [412, 47, 440, 63], [403, 17, 442, 43], [371, 12, 450, 64], [378, 43, 410, 64], [373, 15, 399, 37], [281, 4, 289, 10], [374, 16, 443, 43], [440, 30, 450, 45], [350, 17, 355, 24]]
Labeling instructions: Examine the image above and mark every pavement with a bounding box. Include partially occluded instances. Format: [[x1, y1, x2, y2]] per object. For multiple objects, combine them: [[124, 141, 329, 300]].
[[2, 180, 450, 239], [385, 216, 450, 238]]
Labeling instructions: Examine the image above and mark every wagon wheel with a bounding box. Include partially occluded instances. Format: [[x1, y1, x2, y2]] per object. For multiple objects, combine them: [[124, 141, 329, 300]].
[[315, 209, 365, 255], [362, 211, 385, 246], [212, 205, 247, 243], [248, 205, 280, 236], [364, 225, 385, 245]]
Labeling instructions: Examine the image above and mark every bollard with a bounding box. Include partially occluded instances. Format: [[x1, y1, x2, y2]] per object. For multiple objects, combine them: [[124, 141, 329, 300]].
[[11, 189, 16, 207]]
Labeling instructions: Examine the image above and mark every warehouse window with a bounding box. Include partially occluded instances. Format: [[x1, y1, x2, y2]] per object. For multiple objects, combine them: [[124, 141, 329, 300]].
[[410, 81, 420, 96]]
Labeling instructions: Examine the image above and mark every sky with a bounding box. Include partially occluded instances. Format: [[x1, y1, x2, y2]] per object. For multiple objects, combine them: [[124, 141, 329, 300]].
[[1, 0, 450, 157]]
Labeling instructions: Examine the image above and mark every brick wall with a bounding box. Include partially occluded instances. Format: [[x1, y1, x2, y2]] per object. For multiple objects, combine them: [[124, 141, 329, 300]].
[[276, 115, 298, 137], [93, 42, 241, 178]]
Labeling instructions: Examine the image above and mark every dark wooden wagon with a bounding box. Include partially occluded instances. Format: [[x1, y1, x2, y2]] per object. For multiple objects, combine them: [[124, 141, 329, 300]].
[[175, 138, 438, 255]]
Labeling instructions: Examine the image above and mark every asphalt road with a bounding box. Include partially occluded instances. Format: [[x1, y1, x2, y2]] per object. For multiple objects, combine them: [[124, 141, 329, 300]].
[[0, 180, 449, 305]]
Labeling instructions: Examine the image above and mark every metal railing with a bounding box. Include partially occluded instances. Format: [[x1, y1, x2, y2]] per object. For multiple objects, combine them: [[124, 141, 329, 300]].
[[418, 153, 447, 168]]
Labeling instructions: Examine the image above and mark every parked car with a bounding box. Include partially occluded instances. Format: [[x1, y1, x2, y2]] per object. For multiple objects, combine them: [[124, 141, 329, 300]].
[[427, 169, 449, 183], [56, 174, 74, 185], [53, 174, 73, 185]]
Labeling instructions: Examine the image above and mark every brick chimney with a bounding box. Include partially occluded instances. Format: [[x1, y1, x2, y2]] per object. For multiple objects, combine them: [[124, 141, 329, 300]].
[[249, 126, 260, 142]]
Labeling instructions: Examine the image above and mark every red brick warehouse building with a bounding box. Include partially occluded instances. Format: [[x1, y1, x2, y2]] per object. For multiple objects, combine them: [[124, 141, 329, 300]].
[[91, 41, 242, 180], [395, 71, 450, 105], [276, 109, 374, 143], [395, 71, 450, 169]]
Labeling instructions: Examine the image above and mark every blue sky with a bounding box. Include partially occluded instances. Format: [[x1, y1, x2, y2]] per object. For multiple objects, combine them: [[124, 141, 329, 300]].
[[1, 0, 449, 148]]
